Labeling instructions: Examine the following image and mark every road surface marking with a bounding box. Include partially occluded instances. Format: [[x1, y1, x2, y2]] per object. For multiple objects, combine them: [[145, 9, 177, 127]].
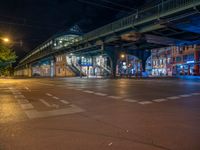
[[10, 90, 19, 93], [39, 83, 54, 86], [20, 103, 34, 110], [51, 104, 59, 109], [108, 96, 122, 99], [46, 93, 52, 97], [17, 99, 29, 104], [24, 104, 84, 119], [179, 94, 191, 98], [123, 99, 138, 103], [75, 88, 82, 91], [24, 86, 31, 92], [0, 88, 9, 90], [83, 90, 94, 94], [108, 142, 113, 146], [152, 99, 167, 102], [39, 99, 51, 107], [138, 101, 153, 105], [25, 87, 29, 90], [15, 95, 25, 99], [191, 92, 200, 96], [166, 96, 180, 100], [67, 87, 74, 89], [12, 92, 22, 95], [60, 100, 70, 104], [53, 96, 59, 100], [93, 92, 107, 96]]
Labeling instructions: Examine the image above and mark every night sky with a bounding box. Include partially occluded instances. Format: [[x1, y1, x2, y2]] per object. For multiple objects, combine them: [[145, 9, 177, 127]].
[[0, 0, 157, 60]]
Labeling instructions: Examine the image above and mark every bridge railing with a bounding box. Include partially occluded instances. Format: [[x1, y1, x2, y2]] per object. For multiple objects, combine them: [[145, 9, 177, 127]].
[[80, 0, 199, 42]]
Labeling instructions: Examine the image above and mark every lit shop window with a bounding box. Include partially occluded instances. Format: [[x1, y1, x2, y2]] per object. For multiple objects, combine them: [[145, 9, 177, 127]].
[[167, 58, 170, 64], [160, 59, 163, 65]]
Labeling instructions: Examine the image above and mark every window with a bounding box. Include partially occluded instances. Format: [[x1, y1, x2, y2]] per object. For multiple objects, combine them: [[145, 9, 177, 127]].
[[176, 57, 182, 62], [183, 54, 194, 62]]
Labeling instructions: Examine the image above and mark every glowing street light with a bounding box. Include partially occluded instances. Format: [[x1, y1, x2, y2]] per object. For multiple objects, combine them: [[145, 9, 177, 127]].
[[3, 38, 10, 43], [121, 54, 125, 58]]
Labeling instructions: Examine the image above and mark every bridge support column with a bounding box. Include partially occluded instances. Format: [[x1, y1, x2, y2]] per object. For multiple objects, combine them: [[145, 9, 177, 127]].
[[105, 46, 120, 78], [127, 49, 151, 75], [28, 64, 32, 77], [50, 59, 55, 77], [194, 50, 200, 76]]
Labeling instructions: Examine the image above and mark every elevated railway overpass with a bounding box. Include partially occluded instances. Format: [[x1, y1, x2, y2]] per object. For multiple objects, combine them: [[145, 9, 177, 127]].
[[15, 0, 200, 77]]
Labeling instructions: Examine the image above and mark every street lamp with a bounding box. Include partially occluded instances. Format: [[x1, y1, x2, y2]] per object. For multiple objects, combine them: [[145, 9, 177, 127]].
[[0, 37, 10, 43], [121, 54, 125, 59], [3, 38, 10, 43]]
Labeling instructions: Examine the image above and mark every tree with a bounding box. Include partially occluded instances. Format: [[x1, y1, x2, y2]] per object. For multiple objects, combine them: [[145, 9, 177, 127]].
[[0, 44, 17, 76]]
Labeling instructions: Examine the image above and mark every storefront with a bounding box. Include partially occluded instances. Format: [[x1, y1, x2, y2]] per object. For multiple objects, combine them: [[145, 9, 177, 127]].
[[80, 57, 93, 76], [117, 55, 142, 76], [151, 47, 172, 77], [32, 60, 51, 77], [173, 63, 196, 75]]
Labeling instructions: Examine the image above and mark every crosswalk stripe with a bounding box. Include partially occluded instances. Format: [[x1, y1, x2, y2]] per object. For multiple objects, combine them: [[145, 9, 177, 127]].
[[46, 93, 52, 97], [20, 103, 34, 110], [53, 96, 59, 100], [15, 95, 25, 99], [60, 100, 70, 104], [39, 99, 51, 107]]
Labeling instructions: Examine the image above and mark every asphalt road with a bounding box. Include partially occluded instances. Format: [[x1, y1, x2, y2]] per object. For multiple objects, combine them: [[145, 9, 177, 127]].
[[0, 78, 200, 150]]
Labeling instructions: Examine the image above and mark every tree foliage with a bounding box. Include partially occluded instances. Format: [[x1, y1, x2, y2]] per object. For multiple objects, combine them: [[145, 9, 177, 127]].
[[0, 44, 17, 75], [0, 44, 16, 66]]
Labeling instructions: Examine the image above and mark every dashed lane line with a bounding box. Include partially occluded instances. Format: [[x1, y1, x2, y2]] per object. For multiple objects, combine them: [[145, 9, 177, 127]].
[[166, 96, 180, 100], [138, 101, 153, 105], [83, 90, 94, 94], [123, 99, 138, 103], [38, 83, 54, 86], [93, 92, 107, 96], [179, 94, 192, 98], [108, 96, 123, 100], [75, 88, 82, 91], [12, 92, 22, 95], [191, 92, 200, 96], [152, 99, 167, 102]]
